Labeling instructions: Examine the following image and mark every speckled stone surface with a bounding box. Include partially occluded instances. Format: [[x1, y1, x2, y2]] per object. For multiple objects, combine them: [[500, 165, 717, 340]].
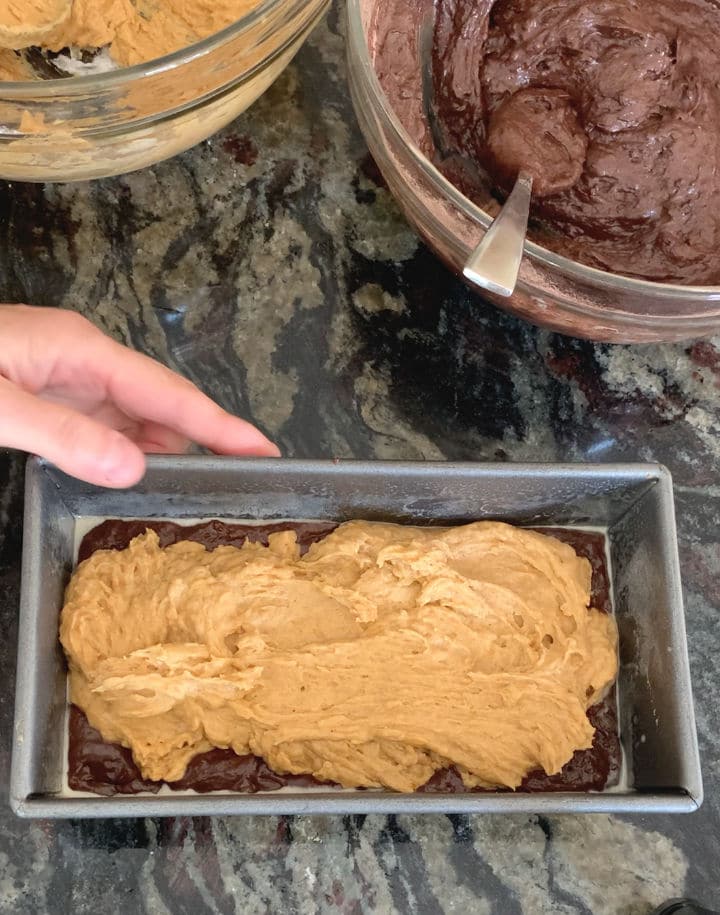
[[0, 6, 719, 914]]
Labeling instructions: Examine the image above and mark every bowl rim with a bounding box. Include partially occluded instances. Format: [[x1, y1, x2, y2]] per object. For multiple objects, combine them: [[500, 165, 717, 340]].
[[346, 0, 720, 300], [0, 0, 314, 96]]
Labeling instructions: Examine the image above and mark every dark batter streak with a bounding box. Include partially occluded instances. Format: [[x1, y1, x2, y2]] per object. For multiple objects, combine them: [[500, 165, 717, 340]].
[[68, 519, 621, 796]]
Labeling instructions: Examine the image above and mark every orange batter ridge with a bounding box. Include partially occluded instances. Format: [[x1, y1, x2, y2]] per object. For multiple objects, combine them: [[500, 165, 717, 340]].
[[60, 521, 618, 791], [0, 0, 262, 70]]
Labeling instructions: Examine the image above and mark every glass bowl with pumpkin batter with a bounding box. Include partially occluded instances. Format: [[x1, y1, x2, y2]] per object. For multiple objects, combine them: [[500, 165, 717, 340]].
[[0, 0, 329, 182], [347, 0, 720, 343]]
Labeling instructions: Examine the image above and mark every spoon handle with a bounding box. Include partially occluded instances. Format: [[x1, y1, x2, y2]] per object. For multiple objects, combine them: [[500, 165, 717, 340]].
[[463, 171, 533, 297]]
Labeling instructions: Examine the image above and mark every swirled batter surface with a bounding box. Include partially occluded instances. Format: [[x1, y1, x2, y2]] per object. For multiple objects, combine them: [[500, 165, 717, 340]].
[[0, 0, 260, 77], [375, 0, 720, 284], [61, 520, 618, 791]]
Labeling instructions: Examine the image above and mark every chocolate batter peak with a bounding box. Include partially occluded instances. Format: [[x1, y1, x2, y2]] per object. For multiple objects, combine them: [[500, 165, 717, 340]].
[[376, 0, 720, 284]]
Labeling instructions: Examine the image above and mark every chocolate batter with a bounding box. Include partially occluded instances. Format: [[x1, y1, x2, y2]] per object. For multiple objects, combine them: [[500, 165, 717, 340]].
[[375, 0, 720, 284], [67, 519, 621, 796]]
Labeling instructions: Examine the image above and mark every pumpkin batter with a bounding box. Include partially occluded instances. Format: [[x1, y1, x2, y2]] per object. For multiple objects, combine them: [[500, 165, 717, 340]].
[[60, 520, 618, 791], [0, 0, 262, 72]]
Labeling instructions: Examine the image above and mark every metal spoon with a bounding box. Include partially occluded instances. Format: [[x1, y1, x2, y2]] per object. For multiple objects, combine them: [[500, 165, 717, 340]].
[[418, 8, 532, 298], [462, 171, 533, 297]]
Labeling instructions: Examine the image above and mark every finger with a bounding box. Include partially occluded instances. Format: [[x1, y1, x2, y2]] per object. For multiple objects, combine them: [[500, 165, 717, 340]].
[[0, 378, 146, 488], [141, 442, 190, 454], [37, 395, 189, 455], [135, 421, 191, 454], [97, 342, 281, 457]]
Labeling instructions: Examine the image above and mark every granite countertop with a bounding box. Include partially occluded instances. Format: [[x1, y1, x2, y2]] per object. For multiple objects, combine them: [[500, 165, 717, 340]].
[[0, 6, 718, 914]]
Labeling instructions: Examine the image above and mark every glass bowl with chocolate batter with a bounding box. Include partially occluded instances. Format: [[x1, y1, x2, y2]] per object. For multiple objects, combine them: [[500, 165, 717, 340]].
[[0, 0, 329, 182], [347, 0, 720, 343]]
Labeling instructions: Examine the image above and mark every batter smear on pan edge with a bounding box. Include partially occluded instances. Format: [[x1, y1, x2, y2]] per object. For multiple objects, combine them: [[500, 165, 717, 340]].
[[60, 520, 618, 791]]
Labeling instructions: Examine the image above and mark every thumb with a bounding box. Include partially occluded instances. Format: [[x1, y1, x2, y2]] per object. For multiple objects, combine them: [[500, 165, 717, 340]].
[[0, 378, 146, 488]]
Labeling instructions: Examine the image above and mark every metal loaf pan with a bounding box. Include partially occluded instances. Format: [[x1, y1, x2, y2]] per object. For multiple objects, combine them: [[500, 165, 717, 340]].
[[10, 456, 703, 818]]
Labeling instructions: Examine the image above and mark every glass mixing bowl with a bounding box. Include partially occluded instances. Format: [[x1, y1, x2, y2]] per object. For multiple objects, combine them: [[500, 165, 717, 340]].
[[346, 0, 720, 343], [0, 0, 329, 183]]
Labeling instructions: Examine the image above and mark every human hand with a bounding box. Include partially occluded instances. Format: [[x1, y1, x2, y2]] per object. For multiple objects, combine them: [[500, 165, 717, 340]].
[[0, 305, 280, 487]]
